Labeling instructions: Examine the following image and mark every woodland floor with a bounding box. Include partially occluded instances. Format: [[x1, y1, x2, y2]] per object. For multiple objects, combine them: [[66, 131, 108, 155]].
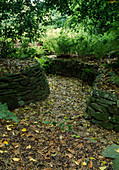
[[0, 71, 119, 169], [0, 55, 119, 169]]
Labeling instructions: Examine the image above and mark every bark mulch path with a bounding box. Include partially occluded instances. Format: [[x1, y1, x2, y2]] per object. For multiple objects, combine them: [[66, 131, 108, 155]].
[[0, 73, 119, 170]]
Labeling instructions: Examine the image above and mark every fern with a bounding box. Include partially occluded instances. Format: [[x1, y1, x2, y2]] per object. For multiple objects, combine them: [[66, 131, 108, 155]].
[[0, 102, 18, 123]]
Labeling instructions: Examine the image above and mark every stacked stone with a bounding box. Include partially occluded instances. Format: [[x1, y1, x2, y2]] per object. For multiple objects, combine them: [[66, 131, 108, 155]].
[[85, 89, 119, 131], [0, 64, 50, 110], [45, 58, 99, 85]]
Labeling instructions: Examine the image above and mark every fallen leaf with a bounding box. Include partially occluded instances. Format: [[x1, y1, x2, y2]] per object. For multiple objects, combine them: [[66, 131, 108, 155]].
[[67, 148, 75, 154], [6, 126, 12, 130], [101, 161, 107, 164], [73, 160, 80, 165], [12, 158, 20, 161], [81, 161, 87, 166], [22, 128, 27, 132], [26, 145, 31, 149], [3, 141, 9, 145], [88, 160, 93, 168], [29, 157, 37, 162], [65, 153, 73, 158], [12, 143, 19, 148], [90, 157, 95, 160], [99, 166, 107, 170], [0, 150, 4, 153], [116, 148, 119, 153], [35, 130, 39, 133]]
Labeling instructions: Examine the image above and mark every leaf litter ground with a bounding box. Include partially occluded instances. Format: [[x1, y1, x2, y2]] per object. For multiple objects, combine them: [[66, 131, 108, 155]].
[[0, 74, 119, 170]]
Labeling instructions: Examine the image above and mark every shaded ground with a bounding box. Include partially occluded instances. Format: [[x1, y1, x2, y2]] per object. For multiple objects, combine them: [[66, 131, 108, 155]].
[[0, 74, 119, 169]]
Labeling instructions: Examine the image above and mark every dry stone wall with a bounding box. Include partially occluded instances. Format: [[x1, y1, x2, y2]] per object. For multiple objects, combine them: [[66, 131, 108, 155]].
[[44, 58, 99, 85], [0, 63, 50, 110], [84, 89, 119, 131]]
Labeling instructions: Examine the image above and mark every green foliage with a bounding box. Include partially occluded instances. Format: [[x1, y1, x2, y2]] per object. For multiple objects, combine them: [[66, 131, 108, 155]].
[[0, 38, 17, 58], [43, 29, 73, 56], [81, 68, 92, 81], [0, 0, 49, 58], [43, 117, 72, 131], [0, 36, 46, 59], [0, 102, 18, 123], [66, 0, 119, 34], [102, 143, 119, 170], [107, 71, 119, 86], [45, 9, 68, 28], [72, 31, 115, 58], [43, 27, 115, 59], [35, 56, 52, 73]]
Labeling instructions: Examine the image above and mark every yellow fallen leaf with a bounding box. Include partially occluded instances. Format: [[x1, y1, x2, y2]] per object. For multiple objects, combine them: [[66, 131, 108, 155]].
[[99, 166, 107, 170], [74, 161, 80, 165], [116, 148, 119, 153], [101, 161, 107, 164], [81, 161, 87, 166], [6, 125, 12, 131], [26, 145, 31, 149], [12, 158, 20, 161], [7, 127, 12, 130], [74, 159, 82, 165], [35, 130, 39, 133], [3, 141, 8, 145], [90, 157, 95, 160], [21, 134, 25, 137], [0, 150, 4, 153], [22, 128, 27, 132], [29, 157, 37, 162]]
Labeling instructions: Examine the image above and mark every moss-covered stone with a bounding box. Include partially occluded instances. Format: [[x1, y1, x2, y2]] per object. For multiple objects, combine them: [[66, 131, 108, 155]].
[[102, 122, 114, 131], [85, 89, 119, 132], [114, 125, 119, 132], [42, 58, 99, 85], [93, 112, 109, 121], [110, 116, 119, 124], [0, 63, 50, 110]]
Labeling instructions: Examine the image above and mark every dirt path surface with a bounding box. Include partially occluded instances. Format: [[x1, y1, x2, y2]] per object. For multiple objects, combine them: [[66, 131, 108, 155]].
[[0, 74, 119, 169]]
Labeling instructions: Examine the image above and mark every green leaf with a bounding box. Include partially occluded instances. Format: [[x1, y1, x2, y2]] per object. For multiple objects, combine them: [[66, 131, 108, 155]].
[[113, 157, 119, 170], [65, 117, 70, 120], [42, 121, 51, 124], [67, 124, 72, 130], [102, 144, 119, 159], [52, 121, 59, 126], [71, 135, 80, 138], [0, 102, 18, 123]]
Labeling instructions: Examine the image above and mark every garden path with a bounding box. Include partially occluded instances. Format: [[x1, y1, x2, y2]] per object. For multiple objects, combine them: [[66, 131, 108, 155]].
[[0, 74, 119, 169]]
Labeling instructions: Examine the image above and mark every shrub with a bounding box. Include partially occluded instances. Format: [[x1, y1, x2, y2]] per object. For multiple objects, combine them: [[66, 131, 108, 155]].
[[35, 56, 52, 73], [43, 29, 74, 56], [72, 32, 115, 59], [42, 28, 115, 59]]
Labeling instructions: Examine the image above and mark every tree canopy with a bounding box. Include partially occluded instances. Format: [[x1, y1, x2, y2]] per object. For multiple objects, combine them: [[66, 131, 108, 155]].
[[0, 0, 118, 40], [0, 0, 118, 59]]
